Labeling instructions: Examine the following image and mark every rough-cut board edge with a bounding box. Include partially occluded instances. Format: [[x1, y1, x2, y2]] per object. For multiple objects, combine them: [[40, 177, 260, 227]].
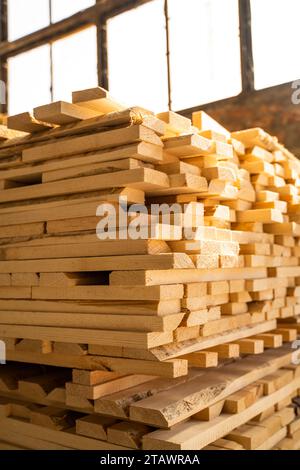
[[93, 369, 208, 419], [129, 346, 299, 428], [142, 377, 300, 449], [147, 320, 277, 361], [81, 320, 277, 361], [1, 320, 277, 364]]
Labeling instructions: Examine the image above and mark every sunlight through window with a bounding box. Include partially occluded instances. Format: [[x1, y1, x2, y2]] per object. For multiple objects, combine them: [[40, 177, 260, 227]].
[[51, 0, 95, 23], [52, 26, 98, 102], [107, 0, 169, 113], [8, 45, 51, 115], [168, 0, 242, 110], [251, 0, 300, 89], [8, 0, 50, 41]]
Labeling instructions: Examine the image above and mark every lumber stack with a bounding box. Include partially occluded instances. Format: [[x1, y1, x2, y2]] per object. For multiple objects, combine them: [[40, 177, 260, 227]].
[[0, 347, 299, 450], [0, 87, 299, 450]]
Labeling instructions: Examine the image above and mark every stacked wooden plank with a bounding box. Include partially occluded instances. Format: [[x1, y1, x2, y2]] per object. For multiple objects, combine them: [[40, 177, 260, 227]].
[[0, 345, 299, 450], [0, 86, 299, 450]]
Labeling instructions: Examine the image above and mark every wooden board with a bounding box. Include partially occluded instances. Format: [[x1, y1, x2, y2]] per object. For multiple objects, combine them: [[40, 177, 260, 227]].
[[143, 377, 300, 449], [0, 417, 128, 450], [0, 168, 169, 203], [22, 125, 162, 163], [34, 101, 99, 125], [0, 253, 193, 273], [72, 87, 125, 114], [6, 350, 188, 378], [7, 112, 54, 133], [0, 324, 174, 349], [130, 347, 297, 427], [0, 311, 184, 332]]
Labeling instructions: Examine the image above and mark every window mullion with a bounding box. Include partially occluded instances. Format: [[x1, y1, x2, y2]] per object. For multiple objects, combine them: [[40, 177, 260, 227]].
[[239, 0, 254, 93], [0, 0, 8, 114], [49, 0, 54, 101], [164, 0, 172, 110], [97, 17, 108, 90]]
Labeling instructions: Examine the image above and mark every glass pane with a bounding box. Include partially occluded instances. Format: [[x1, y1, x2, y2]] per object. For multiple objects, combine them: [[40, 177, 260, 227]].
[[52, 26, 98, 102], [169, 0, 242, 110], [8, 45, 51, 115], [8, 0, 50, 41], [51, 0, 95, 23], [251, 0, 300, 89], [107, 0, 168, 113]]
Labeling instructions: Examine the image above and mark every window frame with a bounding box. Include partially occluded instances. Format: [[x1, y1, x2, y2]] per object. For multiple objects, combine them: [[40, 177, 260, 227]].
[[0, 0, 294, 117]]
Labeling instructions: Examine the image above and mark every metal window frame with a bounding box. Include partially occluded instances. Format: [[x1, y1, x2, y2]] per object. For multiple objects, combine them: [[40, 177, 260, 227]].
[[0, 0, 293, 117]]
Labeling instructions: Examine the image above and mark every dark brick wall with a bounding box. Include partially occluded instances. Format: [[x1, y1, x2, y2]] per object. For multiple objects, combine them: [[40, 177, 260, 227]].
[[182, 82, 300, 156]]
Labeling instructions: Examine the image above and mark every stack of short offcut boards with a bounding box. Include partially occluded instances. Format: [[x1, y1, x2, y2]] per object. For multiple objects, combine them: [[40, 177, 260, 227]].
[[0, 87, 299, 450]]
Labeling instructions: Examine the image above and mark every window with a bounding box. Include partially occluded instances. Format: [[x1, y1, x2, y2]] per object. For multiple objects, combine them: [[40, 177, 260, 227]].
[[52, 26, 98, 102], [168, 0, 242, 110], [4, 0, 296, 118], [51, 0, 95, 23], [7, 0, 50, 41], [107, 0, 241, 112], [8, 45, 51, 115], [7, 26, 97, 113], [7, 0, 96, 38], [107, 0, 169, 113], [251, 0, 300, 89]]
